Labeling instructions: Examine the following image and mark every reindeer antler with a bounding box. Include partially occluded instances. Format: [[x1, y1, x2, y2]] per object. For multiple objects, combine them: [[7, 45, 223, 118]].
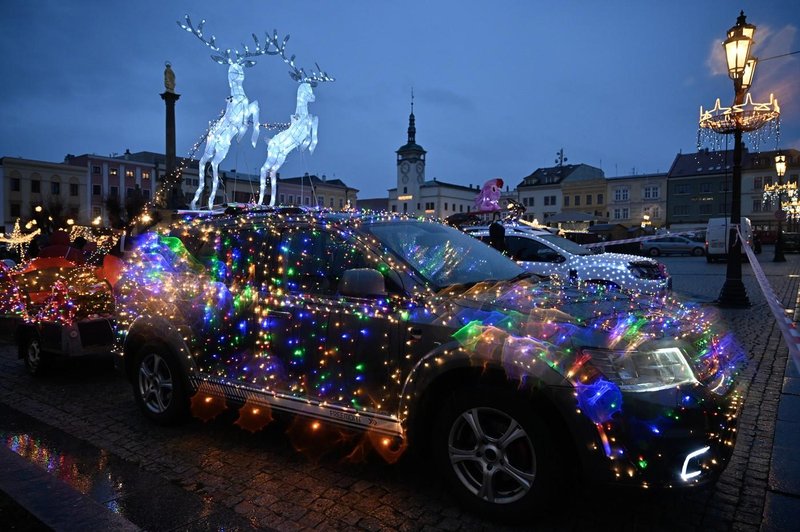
[[178, 15, 276, 67], [264, 30, 335, 86]]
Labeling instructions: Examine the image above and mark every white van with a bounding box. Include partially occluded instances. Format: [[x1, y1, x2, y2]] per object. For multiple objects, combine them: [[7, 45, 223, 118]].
[[705, 217, 754, 262]]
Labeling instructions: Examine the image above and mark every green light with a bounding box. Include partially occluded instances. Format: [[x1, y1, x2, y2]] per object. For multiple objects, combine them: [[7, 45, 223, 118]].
[[355, 363, 365, 372], [638, 458, 648, 469]]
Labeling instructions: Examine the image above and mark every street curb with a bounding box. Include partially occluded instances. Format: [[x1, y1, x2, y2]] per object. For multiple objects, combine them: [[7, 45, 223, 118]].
[[0, 445, 140, 531]]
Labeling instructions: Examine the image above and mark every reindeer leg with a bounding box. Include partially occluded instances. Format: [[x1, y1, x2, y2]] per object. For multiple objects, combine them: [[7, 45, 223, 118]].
[[250, 101, 260, 147], [208, 163, 219, 210], [269, 169, 278, 207], [258, 159, 269, 205], [190, 158, 208, 210]]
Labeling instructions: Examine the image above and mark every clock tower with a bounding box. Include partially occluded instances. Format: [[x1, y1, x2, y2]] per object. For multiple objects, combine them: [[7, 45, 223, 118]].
[[396, 94, 426, 214]]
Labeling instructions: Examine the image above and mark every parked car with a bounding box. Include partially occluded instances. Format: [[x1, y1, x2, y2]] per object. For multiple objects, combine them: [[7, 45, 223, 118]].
[[116, 209, 744, 521], [463, 223, 671, 294], [640, 235, 706, 257], [780, 232, 800, 253]]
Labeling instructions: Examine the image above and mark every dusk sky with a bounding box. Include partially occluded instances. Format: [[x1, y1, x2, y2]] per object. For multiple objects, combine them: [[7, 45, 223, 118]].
[[1, 0, 798, 198]]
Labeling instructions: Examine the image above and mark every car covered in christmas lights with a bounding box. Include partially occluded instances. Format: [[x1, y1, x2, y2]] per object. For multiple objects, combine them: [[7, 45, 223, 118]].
[[115, 208, 744, 521], [463, 223, 671, 294]]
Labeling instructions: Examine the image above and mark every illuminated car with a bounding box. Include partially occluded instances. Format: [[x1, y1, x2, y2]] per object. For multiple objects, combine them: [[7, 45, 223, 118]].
[[116, 209, 744, 521], [463, 224, 671, 294]]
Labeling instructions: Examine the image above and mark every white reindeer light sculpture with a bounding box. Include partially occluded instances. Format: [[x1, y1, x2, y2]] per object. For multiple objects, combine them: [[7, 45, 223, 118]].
[[257, 32, 334, 206], [178, 15, 276, 210]]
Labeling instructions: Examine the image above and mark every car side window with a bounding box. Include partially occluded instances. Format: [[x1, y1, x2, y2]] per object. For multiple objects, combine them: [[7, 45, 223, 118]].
[[279, 227, 368, 295], [506, 236, 553, 262]]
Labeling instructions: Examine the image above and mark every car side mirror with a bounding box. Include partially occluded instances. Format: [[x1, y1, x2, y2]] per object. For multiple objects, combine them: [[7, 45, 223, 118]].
[[338, 268, 387, 298]]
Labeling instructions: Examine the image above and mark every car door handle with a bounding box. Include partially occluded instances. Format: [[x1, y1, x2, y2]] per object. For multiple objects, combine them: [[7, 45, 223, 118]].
[[409, 327, 423, 340]]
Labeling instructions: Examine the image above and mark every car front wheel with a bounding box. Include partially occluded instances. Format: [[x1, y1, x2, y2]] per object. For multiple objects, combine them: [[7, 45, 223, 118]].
[[434, 387, 561, 522], [22, 336, 46, 377], [692, 247, 704, 256], [133, 344, 188, 425], [648, 248, 660, 257]]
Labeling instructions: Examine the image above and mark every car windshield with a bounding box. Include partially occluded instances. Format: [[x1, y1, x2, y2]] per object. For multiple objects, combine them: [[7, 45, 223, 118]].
[[538, 234, 594, 255], [364, 220, 524, 288]]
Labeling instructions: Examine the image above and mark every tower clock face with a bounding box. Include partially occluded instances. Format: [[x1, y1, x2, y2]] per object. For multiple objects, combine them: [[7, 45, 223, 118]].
[[416, 162, 424, 174], [400, 161, 410, 174]]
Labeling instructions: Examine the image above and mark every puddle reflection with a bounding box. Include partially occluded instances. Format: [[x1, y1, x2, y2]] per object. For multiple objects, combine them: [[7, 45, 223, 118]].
[[5, 432, 125, 513]]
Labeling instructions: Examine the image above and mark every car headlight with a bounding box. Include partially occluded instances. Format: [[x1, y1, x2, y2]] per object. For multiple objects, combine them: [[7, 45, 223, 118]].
[[580, 347, 697, 392]]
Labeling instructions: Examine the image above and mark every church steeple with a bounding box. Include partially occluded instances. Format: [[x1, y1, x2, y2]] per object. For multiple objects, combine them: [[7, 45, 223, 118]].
[[407, 89, 416, 144]]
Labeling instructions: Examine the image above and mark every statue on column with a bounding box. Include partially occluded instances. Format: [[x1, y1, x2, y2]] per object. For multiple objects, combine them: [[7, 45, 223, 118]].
[[164, 61, 176, 93]]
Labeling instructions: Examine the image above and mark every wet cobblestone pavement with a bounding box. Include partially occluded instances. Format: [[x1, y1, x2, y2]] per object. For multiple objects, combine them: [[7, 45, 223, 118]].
[[0, 252, 798, 530]]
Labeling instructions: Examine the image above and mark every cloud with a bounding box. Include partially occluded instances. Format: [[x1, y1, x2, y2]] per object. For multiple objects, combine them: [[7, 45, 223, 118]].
[[417, 88, 475, 112]]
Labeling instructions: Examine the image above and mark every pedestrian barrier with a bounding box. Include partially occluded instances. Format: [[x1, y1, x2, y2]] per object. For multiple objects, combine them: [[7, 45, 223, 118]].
[[736, 225, 800, 375]]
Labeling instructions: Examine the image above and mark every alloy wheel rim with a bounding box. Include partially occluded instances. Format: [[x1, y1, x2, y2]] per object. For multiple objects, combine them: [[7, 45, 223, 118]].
[[27, 340, 40, 370], [138, 353, 173, 414], [448, 407, 536, 504]]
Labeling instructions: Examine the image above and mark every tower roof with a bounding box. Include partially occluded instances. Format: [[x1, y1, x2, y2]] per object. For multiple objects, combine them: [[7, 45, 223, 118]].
[[397, 93, 426, 154]]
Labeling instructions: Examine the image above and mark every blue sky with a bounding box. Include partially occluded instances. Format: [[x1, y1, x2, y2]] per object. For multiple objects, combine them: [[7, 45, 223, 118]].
[[1, 0, 798, 198]]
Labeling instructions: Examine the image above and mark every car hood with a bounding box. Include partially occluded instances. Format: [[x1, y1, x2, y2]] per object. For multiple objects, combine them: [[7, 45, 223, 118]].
[[571, 251, 658, 267], [427, 278, 744, 395]]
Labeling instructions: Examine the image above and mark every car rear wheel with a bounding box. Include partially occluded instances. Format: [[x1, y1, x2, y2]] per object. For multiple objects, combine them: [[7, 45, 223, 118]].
[[133, 344, 189, 425], [692, 247, 704, 256], [22, 336, 46, 377], [648, 248, 660, 257], [433, 387, 561, 522]]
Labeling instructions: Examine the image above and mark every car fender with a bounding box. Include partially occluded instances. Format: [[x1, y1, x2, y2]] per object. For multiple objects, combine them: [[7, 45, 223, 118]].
[[122, 315, 199, 380], [398, 339, 569, 422]]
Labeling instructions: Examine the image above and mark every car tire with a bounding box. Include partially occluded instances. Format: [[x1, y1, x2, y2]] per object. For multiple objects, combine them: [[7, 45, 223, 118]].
[[433, 386, 561, 522], [22, 336, 46, 377], [692, 247, 704, 257], [648, 248, 660, 257], [133, 343, 189, 425]]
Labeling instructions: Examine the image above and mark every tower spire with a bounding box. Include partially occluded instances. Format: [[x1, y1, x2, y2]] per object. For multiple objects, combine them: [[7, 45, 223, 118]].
[[408, 88, 416, 144]]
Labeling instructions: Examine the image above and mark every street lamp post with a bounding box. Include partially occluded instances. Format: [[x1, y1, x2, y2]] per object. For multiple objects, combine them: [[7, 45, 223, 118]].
[[699, 11, 780, 308]]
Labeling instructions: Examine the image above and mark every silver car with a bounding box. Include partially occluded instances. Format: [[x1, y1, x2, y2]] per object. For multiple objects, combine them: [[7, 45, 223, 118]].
[[640, 235, 705, 257], [464, 224, 671, 293]]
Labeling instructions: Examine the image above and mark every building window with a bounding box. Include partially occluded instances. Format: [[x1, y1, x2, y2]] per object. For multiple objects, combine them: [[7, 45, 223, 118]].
[[280, 194, 285, 204], [613, 208, 629, 220], [574, 195, 580, 206], [109, 168, 118, 177], [675, 184, 691, 194], [699, 204, 713, 214], [700, 183, 712, 193], [614, 187, 629, 201], [93, 166, 101, 174], [125, 169, 135, 178], [643, 186, 659, 199], [126, 187, 135, 197], [143, 189, 150, 200], [70, 183, 79, 196], [444, 202, 448, 211], [339, 199, 344, 208], [544, 196, 556, 206], [330, 197, 334, 207], [586, 194, 592, 206], [459, 204, 463, 212], [391, 205, 397, 212], [719, 182, 731, 192], [10, 203, 21, 217], [403, 203, 408, 213], [92, 207, 101, 218], [51, 182, 60, 195], [110, 186, 118, 198], [93, 184, 101, 195], [597, 193, 603, 204], [763, 176, 773, 188], [672, 205, 690, 216], [563, 196, 570, 207], [31, 180, 41, 193], [142, 171, 150, 180], [9, 177, 21, 191], [304, 197, 310, 206], [288, 195, 293, 204], [753, 199, 764, 212], [319, 196, 325, 206]]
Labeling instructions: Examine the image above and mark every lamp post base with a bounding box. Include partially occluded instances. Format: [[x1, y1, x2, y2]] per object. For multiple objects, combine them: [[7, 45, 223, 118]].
[[717, 279, 751, 308]]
